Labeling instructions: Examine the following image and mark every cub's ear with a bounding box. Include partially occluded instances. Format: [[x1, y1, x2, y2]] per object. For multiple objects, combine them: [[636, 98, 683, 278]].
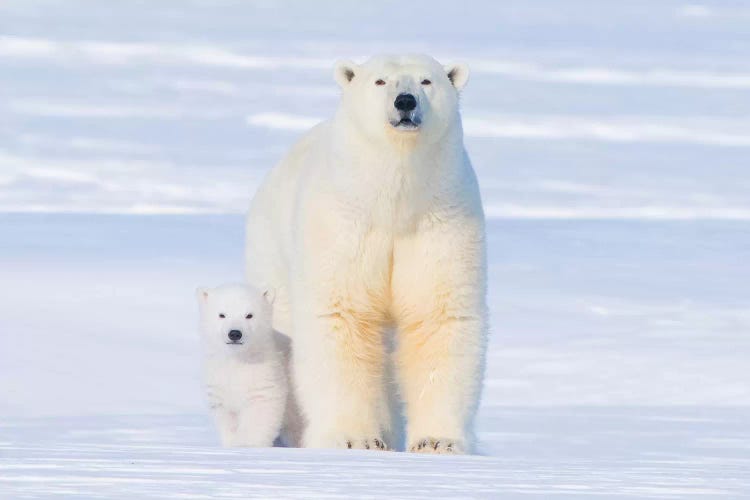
[[195, 287, 209, 303], [444, 63, 470, 91], [334, 60, 358, 88], [262, 286, 276, 306]]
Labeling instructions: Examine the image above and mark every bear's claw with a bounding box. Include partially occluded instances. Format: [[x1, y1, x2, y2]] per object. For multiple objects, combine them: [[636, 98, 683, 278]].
[[409, 437, 463, 454], [345, 438, 387, 450]]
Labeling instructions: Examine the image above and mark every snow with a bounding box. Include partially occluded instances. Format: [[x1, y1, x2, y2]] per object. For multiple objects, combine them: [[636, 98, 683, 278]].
[[3, 409, 749, 498], [1, 0, 749, 497]]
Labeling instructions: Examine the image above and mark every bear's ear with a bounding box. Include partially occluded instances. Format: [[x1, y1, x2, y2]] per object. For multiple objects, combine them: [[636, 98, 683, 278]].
[[444, 63, 470, 91], [334, 60, 358, 88], [196, 287, 209, 303], [262, 286, 276, 306]]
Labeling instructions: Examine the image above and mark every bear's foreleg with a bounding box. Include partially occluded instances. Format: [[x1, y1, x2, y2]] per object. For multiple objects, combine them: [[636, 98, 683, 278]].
[[293, 305, 389, 450], [392, 217, 487, 454], [290, 202, 393, 450]]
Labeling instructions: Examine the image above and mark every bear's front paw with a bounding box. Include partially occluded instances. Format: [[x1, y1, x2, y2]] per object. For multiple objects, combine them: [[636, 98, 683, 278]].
[[345, 437, 388, 451], [305, 430, 388, 450], [409, 437, 464, 454]]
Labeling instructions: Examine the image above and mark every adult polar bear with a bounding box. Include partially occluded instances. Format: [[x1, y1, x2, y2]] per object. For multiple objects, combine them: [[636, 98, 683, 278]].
[[245, 55, 487, 453]]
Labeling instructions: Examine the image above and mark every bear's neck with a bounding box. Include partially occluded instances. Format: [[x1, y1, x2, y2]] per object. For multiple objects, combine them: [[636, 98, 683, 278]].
[[329, 114, 466, 232]]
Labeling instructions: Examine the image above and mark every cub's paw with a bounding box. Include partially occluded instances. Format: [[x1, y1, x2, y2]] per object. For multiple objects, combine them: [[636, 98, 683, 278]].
[[409, 437, 464, 454], [346, 437, 388, 451]]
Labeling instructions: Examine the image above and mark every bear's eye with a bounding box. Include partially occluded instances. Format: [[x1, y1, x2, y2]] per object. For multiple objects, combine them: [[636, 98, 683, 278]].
[[245, 313, 253, 319], [421, 79, 432, 85], [218, 313, 225, 319], [375, 79, 386, 86]]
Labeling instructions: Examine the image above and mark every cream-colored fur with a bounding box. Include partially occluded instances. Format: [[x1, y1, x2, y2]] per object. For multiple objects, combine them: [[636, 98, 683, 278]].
[[245, 54, 487, 453]]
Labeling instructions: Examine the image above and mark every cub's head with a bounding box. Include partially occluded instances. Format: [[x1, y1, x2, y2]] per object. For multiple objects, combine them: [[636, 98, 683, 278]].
[[196, 284, 274, 356], [334, 54, 469, 145]]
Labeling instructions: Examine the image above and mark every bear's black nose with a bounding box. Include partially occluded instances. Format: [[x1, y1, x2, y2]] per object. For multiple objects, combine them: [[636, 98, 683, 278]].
[[228, 330, 242, 341], [394, 93, 417, 112]]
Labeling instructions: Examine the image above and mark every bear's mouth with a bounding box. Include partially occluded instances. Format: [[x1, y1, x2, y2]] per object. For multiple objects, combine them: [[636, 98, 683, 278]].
[[225, 340, 244, 345], [391, 116, 421, 130]]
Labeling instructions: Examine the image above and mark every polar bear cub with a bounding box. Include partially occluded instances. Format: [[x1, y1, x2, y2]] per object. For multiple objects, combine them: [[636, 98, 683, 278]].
[[196, 284, 287, 447]]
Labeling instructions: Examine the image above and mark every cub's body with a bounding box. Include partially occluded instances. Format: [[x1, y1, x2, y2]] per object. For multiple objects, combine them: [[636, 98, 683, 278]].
[[197, 284, 288, 447]]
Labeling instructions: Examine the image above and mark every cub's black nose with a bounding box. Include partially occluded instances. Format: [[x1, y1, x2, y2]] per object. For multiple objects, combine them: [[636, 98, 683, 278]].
[[228, 330, 242, 341], [394, 93, 417, 112]]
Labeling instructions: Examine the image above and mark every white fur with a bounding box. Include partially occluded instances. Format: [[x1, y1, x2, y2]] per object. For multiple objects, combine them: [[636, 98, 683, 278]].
[[196, 284, 288, 447], [245, 54, 487, 453]]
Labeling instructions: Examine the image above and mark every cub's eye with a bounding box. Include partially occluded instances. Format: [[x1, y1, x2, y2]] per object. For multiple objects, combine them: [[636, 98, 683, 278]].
[[245, 313, 253, 319], [218, 313, 225, 319], [421, 79, 432, 85], [375, 79, 386, 86]]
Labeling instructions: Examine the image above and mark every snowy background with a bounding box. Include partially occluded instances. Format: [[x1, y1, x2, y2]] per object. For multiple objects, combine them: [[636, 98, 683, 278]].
[[1, 0, 749, 497]]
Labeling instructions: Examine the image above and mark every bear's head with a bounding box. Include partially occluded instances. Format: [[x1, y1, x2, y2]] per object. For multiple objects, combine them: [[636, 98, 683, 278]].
[[334, 54, 469, 146], [196, 284, 275, 357]]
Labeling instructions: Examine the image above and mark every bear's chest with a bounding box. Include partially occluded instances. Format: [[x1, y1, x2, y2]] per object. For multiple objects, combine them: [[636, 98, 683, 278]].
[[204, 359, 275, 410], [345, 164, 437, 234]]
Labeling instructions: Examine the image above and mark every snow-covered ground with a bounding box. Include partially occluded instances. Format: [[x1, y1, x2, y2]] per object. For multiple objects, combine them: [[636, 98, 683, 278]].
[[1, 0, 749, 498], [3, 408, 750, 498]]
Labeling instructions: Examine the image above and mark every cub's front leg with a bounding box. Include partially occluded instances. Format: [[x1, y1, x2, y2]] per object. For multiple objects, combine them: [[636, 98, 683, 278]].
[[212, 407, 240, 447], [234, 396, 286, 447]]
